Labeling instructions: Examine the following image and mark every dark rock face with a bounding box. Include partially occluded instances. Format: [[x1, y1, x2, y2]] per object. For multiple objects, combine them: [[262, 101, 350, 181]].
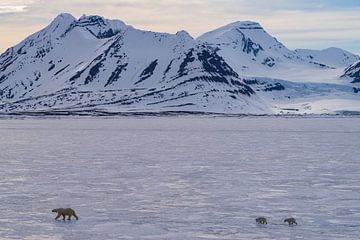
[[235, 29, 264, 57], [262, 57, 275, 67], [264, 83, 285, 92], [197, 49, 239, 77], [342, 61, 360, 83], [105, 63, 128, 87], [136, 60, 159, 85]]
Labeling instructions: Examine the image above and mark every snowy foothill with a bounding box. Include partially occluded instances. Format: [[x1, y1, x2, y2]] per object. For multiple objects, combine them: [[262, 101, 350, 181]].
[[0, 116, 359, 239]]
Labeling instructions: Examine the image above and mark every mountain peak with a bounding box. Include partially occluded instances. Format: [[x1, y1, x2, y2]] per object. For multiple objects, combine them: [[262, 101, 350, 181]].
[[78, 14, 105, 23], [197, 20, 289, 56], [21, 12, 76, 41], [77, 14, 127, 28], [225, 21, 263, 30], [59, 14, 129, 39], [295, 47, 360, 67], [48, 13, 76, 32], [197, 20, 266, 42], [54, 13, 76, 21], [322, 47, 359, 57], [176, 30, 193, 39]]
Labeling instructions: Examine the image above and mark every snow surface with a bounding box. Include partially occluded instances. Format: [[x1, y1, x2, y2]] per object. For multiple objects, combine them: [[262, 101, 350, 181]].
[[295, 48, 359, 68], [0, 117, 359, 239]]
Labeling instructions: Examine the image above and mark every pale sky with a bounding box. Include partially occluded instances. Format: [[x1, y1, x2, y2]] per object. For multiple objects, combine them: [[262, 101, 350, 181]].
[[1, 0, 360, 54]]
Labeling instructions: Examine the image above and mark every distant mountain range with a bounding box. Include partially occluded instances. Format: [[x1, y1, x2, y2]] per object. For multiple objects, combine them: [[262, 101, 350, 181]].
[[0, 13, 359, 115]]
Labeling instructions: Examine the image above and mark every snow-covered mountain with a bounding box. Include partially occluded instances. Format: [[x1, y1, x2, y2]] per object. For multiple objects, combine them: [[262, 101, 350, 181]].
[[295, 47, 359, 68], [198, 21, 299, 72], [0, 13, 359, 115], [197, 21, 359, 83]]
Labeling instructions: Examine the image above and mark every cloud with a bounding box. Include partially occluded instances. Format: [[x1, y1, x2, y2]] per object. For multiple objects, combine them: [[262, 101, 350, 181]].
[[0, 5, 27, 14], [0, 0, 35, 14]]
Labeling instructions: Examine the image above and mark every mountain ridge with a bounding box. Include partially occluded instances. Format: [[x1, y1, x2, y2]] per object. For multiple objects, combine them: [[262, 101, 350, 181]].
[[0, 13, 359, 115]]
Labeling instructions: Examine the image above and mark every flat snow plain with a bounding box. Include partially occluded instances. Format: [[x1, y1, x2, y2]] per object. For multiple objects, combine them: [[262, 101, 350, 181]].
[[0, 116, 359, 239]]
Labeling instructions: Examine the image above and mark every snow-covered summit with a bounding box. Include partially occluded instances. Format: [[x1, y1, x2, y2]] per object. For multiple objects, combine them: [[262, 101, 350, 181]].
[[198, 21, 263, 40], [295, 47, 360, 68], [197, 20, 299, 77], [228, 21, 263, 29], [52, 13, 77, 25], [198, 20, 288, 53], [197, 21, 360, 85], [73, 14, 129, 38], [176, 30, 193, 39], [35, 13, 77, 39]]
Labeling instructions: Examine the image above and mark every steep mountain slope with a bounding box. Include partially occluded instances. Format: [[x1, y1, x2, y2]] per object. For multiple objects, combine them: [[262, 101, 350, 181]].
[[341, 61, 360, 84], [0, 14, 359, 115]]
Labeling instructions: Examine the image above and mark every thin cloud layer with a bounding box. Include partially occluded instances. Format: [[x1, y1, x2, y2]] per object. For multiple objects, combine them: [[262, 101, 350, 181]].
[[0, 0, 34, 14], [0, 5, 27, 14], [0, 0, 359, 54]]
